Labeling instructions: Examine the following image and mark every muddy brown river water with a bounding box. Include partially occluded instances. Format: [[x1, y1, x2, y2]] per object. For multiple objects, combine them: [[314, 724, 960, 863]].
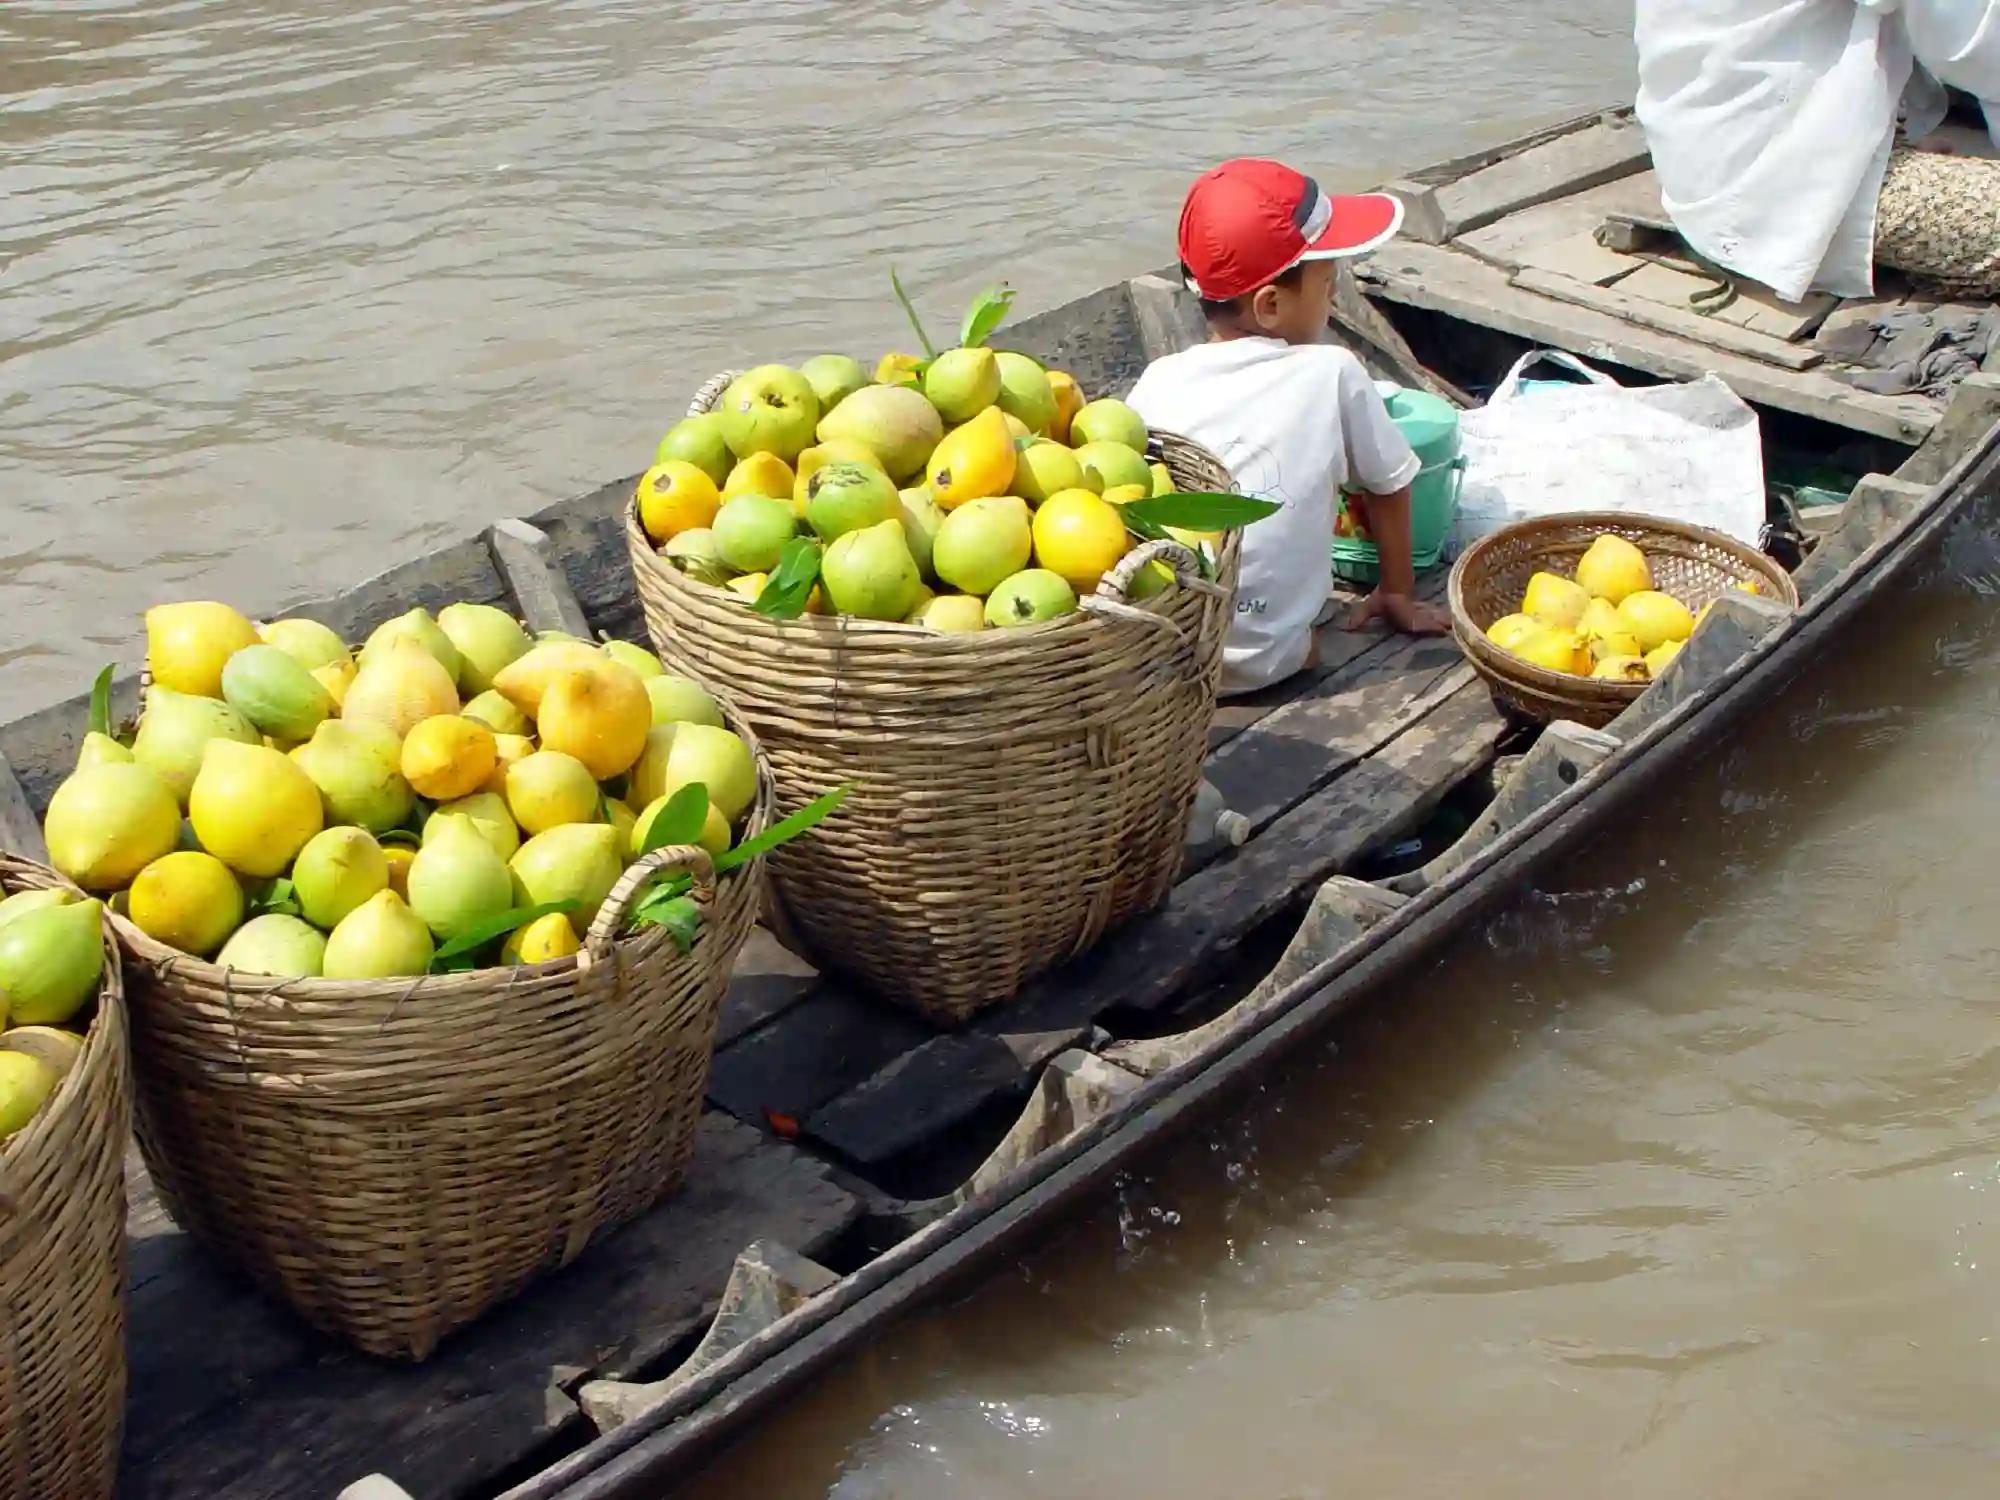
[[8, 4, 1998, 1498]]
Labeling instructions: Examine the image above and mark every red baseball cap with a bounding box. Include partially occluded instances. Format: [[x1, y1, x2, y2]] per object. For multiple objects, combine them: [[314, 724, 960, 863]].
[[1178, 159, 1404, 301]]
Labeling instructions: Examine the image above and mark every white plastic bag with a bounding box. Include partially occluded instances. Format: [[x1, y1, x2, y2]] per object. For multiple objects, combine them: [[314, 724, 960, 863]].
[[1454, 350, 1768, 549]]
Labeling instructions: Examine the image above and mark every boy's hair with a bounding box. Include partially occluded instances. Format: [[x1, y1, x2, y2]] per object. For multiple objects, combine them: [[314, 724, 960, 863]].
[[1183, 259, 1305, 322]]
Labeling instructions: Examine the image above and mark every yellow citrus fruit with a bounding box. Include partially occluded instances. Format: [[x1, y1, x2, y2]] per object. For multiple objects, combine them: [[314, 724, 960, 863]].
[[1485, 613, 1540, 651], [1511, 626, 1587, 675], [382, 844, 417, 898], [399, 715, 499, 802], [721, 452, 795, 502], [1644, 639, 1684, 677], [502, 910, 582, 966], [725, 572, 767, 602], [1031, 489, 1132, 592], [1590, 654, 1649, 682], [1573, 533, 1652, 604], [127, 850, 245, 957], [636, 460, 722, 544], [1046, 370, 1087, 444], [1615, 590, 1696, 652], [1520, 571, 1590, 630]]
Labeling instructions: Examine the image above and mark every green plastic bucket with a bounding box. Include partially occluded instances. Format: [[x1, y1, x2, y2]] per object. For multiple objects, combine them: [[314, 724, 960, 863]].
[[1332, 387, 1464, 586]]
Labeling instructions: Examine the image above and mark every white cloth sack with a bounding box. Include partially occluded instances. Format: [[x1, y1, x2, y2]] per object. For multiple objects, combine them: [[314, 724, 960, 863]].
[[1454, 351, 1768, 550], [1635, 0, 2000, 302]]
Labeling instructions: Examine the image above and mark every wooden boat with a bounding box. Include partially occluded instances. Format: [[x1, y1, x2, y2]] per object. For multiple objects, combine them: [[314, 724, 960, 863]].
[[4, 105, 1997, 1500]]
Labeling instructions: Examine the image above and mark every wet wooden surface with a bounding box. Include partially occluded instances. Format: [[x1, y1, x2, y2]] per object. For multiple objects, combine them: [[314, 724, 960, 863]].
[[120, 1113, 860, 1500]]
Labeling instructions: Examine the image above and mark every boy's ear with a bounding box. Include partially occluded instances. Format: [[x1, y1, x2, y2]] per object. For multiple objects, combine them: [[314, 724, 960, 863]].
[[1249, 282, 1284, 332]]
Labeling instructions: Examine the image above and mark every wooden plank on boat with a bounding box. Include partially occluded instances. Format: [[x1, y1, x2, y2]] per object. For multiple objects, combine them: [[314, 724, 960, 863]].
[[705, 984, 933, 1130], [120, 1113, 860, 1500], [1510, 267, 1825, 371], [715, 927, 823, 1050], [1790, 473, 1931, 599], [1331, 262, 1476, 408], [1204, 634, 1471, 839], [487, 517, 597, 640], [1127, 274, 1208, 360], [1451, 170, 1666, 270], [527, 478, 649, 647], [1358, 239, 1936, 443], [1001, 280, 1153, 402], [0, 752, 48, 861], [803, 682, 1509, 1170], [1610, 260, 1837, 342], [1406, 115, 1651, 244]]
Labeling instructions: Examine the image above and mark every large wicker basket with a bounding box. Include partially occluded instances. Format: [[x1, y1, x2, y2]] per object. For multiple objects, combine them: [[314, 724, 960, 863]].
[[1450, 511, 1799, 729], [630, 375, 1240, 1025], [0, 855, 130, 1500], [114, 748, 774, 1362]]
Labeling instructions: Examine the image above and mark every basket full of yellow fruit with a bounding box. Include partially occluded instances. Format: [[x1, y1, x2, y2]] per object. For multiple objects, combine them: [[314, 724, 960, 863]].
[[36, 598, 840, 1360], [0, 855, 129, 1500], [1449, 512, 1798, 729], [623, 283, 1273, 1026]]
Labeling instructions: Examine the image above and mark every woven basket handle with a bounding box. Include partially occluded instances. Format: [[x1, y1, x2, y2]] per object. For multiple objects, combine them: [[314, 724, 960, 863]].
[[583, 845, 718, 962], [688, 371, 742, 419], [1081, 538, 1224, 637]]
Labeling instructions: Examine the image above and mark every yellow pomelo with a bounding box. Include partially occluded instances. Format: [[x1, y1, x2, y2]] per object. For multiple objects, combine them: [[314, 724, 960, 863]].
[[636, 460, 722, 544], [44, 761, 181, 892], [321, 889, 434, 979], [428, 790, 521, 862], [0, 1052, 59, 1139], [1590, 654, 1650, 682], [482, 732, 535, 796], [927, 407, 1016, 510], [1511, 626, 1587, 675], [1588, 630, 1643, 665], [489, 641, 605, 719], [189, 740, 325, 879], [656, 723, 759, 822], [258, 617, 351, 673], [340, 638, 460, 740], [509, 823, 625, 932], [1644, 639, 1684, 677], [400, 715, 498, 802], [462, 689, 531, 737], [382, 844, 416, 898], [1615, 590, 1696, 653], [1576, 597, 1621, 641], [1045, 369, 1087, 444], [502, 910, 582, 966], [145, 601, 260, 698], [291, 826, 389, 931], [1485, 613, 1540, 651], [504, 750, 601, 835], [537, 658, 652, 780], [127, 850, 244, 957], [1520, 571, 1590, 630], [721, 452, 795, 502], [1573, 533, 1652, 604], [1031, 489, 1131, 593]]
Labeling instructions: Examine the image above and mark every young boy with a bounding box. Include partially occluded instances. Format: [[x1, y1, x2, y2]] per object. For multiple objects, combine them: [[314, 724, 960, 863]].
[[1126, 158, 1451, 698]]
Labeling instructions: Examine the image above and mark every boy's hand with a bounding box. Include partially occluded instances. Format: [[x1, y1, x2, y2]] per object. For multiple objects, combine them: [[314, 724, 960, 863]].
[[1345, 588, 1452, 636]]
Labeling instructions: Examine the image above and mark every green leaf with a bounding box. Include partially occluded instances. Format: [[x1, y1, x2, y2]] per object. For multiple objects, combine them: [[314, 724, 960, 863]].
[[246, 877, 302, 919], [1119, 492, 1282, 532], [88, 664, 114, 739], [750, 537, 824, 620], [631, 893, 701, 954], [888, 266, 938, 361], [959, 284, 1016, 349], [1012, 433, 1039, 453], [377, 829, 422, 851], [715, 785, 849, 874], [431, 899, 581, 968], [637, 783, 710, 856]]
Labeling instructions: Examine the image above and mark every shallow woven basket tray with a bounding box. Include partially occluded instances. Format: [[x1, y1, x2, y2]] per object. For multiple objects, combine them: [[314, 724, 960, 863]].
[[630, 372, 1241, 1026], [0, 855, 130, 1500], [1449, 511, 1799, 729], [114, 741, 775, 1362]]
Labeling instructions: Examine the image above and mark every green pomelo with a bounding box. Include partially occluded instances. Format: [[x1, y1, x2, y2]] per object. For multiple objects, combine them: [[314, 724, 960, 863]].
[[1009, 441, 1085, 504], [799, 354, 871, 413], [655, 414, 734, 488], [932, 497, 1033, 596], [1072, 441, 1154, 497], [712, 493, 797, 574], [221, 644, 333, 743], [805, 461, 900, 543], [292, 826, 389, 931], [985, 568, 1079, 627], [131, 686, 260, 807], [1068, 398, 1149, 452], [821, 519, 923, 621], [509, 823, 625, 932], [0, 898, 103, 1027], [438, 602, 532, 695], [214, 913, 326, 978], [993, 352, 1058, 435], [816, 384, 944, 483], [321, 889, 434, 979], [923, 347, 1001, 426]]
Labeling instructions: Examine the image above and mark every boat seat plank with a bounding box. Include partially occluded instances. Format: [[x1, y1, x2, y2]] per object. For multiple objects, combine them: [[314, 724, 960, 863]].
[[1359, 239, 1938, 443], [1390, 114, 1651, 244], [798, 682, 1508, 1172], [1001, 281, 1154, 403], [1452, 171, 1667, 271], [704, 983, 933, 1131], [529, 476, 650, 647], [118, 1113, 860, 1500], [1510, 268, 1824, 372]]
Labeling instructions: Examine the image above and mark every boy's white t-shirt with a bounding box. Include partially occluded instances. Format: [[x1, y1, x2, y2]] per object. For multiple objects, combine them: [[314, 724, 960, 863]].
[[1125, 338, 1420, 696]]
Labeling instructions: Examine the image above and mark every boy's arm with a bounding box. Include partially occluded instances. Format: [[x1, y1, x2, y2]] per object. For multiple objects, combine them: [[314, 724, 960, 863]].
[[1335, 361, 1450, 634]]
